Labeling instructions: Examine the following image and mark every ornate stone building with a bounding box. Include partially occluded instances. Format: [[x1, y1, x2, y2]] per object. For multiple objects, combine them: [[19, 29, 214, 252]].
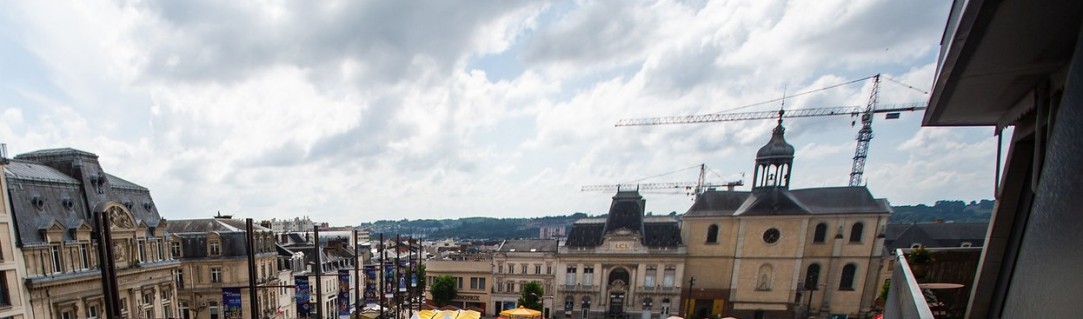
[[3, 148, 181, 318], [167, 215, 283, 319], [558, 192, 685, 319], [682, 120, 890, 319]]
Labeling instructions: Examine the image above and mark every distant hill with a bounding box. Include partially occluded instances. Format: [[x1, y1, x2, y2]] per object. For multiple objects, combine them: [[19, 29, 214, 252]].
[[888, 199, 994, 224], [362, 200, 993, 240]]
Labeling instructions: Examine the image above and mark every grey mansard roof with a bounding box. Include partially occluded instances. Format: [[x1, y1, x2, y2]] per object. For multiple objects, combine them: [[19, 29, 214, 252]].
[[4, 149, 166, 245], [167, 217, 266, 233], [565, 190, 683, 248]]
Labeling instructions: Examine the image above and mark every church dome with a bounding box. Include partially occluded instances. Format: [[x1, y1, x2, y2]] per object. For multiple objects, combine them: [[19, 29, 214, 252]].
[[756, 122, 795, 161]]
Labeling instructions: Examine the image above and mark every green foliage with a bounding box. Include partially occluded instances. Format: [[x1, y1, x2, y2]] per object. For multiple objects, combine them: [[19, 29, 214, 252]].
[[878, 279, 891, 303], [907, 247, 935, 264], [431, 275, 458, 306], [517, 281, 544, 311], [889, 200, 994, 223]]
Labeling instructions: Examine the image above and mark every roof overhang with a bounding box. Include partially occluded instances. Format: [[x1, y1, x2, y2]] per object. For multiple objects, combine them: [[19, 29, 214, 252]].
[[924, 0, 1083, 126]]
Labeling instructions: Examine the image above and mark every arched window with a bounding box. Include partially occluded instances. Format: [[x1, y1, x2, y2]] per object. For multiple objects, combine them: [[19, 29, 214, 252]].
[[839, 264, 857, 290], [805, 264, 821, 290], [849, 222, 864, 243], [813, 223, 827, 243], [706, 225, 719, 243]]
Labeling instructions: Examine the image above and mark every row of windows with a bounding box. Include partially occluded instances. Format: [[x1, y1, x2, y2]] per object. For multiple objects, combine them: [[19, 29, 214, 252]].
[[563, 265, 675, 288], [704, 222, 868, 244], [427, 276, 487, 291], [496, 263, 552, 275], [803, 263, 860, 291], [495, 280, 549, 293]]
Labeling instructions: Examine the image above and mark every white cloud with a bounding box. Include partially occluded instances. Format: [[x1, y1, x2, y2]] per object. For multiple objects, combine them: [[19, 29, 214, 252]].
[[0, 0, 988, 223]]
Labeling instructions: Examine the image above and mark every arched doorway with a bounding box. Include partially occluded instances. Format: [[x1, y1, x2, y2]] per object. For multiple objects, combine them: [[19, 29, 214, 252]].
[[608, 268, 630, 317]]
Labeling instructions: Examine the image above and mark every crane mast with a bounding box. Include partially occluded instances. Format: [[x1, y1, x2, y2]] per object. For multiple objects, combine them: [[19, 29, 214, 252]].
[[849, 74, 880, 187]]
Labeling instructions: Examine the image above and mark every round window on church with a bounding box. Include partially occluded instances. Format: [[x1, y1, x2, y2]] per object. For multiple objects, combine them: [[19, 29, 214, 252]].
[[763, 228, 781, 244]]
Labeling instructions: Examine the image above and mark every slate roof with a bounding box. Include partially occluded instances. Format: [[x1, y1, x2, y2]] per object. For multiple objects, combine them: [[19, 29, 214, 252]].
[[106, 173, 149, 191], [499, 239, 558, 252], [14, 148, 98, 160], [4, 149, 167, 244], [3, 160, 81, 184], [565, 191, 682, 248], [167, 218, 269, 233], [685, 186, 891, 217], [883, 222, 989, 254], [168, 219, 276, 258]]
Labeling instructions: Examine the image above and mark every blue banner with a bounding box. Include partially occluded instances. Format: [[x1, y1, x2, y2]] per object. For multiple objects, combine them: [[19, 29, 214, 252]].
[[296, 275, 312, 318], [364, 265, 377, 305], [398, 273, 407, 292], [339, 269, 351, 318], [222, 287, 242, 319], [384, 264, 395, 296]]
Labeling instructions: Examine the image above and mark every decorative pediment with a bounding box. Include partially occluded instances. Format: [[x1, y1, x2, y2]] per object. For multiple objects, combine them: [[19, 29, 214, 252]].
[[105, 205, 136, 229], [39, 219, 66, 242], [70, 221, 94, 241]]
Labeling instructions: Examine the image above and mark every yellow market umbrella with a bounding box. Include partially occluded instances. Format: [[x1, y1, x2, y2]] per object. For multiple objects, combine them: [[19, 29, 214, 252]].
[[500, 306, 542, 319]]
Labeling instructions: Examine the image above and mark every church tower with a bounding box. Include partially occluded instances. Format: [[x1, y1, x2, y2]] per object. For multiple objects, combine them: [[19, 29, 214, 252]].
[[752, 111, 795, 191]]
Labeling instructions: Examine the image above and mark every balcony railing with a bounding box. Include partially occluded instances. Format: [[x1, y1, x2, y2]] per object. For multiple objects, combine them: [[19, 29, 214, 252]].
[[884, 249, 934, 319], [637, 286, 678, 294], [558, 284, 599, 292]]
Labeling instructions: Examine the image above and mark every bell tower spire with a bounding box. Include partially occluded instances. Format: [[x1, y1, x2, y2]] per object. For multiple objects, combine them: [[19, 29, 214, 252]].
[[752, 110, 795, 191]]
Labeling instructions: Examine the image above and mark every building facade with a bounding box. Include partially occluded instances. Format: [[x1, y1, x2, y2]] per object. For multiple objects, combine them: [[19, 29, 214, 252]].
[[558, 192, 686, 319], [682, 120, 890, 319], [168, 216, 283, 319], [4, 148, 182, 318], [0, 155, 30, 319], [424, 259, 493, 315], [492, 239, 558, 317]]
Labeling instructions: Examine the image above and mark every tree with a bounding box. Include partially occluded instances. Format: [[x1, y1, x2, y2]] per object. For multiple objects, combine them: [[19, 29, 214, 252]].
[[518, 281, 544, 311], [431, 275, 458, 306]]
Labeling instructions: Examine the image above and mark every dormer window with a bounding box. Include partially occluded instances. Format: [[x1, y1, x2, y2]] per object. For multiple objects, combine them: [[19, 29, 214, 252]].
[[209, 241, 221, 256]]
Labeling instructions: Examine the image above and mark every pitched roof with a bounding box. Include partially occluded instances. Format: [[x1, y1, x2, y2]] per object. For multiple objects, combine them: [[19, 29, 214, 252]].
[[106, 173, 149, 191], [3, 160, 80, 184], [883, 222, 989, 253], [167, 218, 269, 233], [685, 186, 891, 217]]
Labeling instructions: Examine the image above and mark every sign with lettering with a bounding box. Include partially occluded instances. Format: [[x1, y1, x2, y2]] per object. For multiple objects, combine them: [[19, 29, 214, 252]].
[[612, 241, 633, 250], [455, 295, 481, 301]]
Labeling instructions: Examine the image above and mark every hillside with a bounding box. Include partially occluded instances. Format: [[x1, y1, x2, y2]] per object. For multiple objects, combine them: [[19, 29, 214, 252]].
[[361, 200, 993, 240]]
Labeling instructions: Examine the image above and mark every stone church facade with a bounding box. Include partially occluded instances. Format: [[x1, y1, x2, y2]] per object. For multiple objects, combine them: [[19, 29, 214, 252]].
[[682, 119, 890, 319]]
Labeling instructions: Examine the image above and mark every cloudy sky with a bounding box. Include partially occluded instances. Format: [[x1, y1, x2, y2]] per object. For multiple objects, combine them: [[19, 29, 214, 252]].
[[0, 0, 999, 223]]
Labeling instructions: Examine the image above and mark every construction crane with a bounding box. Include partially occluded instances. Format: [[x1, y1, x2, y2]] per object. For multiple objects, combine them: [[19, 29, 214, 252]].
[[581, 164, 743, 199], [615, 74, 927, 187]]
